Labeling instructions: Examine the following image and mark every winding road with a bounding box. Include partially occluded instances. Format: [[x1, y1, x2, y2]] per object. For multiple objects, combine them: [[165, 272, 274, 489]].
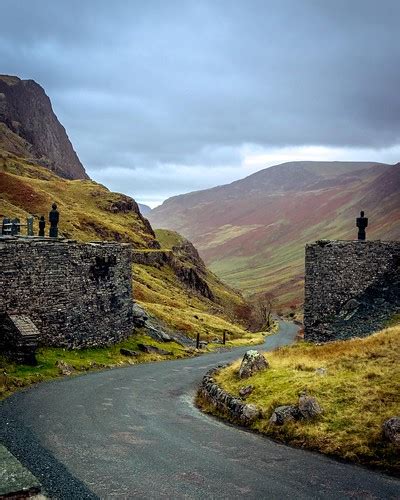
[[1, 321, 399, 499]]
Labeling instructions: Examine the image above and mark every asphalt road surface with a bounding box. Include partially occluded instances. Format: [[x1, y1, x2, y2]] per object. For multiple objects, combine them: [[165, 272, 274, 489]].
[[1, 321, 399, 499]]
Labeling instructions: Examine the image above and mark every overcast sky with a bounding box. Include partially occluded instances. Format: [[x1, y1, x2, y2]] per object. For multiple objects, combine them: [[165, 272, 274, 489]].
[[1, 0, 400, 206]]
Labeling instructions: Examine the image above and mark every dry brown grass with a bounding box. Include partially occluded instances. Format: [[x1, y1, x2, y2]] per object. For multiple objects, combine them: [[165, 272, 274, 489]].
[[212, 326, 400, 473]]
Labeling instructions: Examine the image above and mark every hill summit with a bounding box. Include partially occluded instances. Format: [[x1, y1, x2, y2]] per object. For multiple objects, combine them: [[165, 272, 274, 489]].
[[149, 161, 400, 307], [0, 74, 87, 180]]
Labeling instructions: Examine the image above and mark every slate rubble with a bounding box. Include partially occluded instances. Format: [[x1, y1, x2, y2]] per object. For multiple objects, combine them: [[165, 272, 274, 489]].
[[304, 240, 400, 342]]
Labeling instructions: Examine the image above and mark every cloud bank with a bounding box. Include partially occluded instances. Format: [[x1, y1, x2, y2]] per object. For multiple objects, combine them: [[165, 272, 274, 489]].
[[1, 0, 399, 205]]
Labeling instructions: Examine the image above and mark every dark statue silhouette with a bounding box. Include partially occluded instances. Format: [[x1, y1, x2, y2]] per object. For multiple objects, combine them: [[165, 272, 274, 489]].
[[49, 203, 59, 238], [356, 210, 368, 240], [38, 216, 46, 237]]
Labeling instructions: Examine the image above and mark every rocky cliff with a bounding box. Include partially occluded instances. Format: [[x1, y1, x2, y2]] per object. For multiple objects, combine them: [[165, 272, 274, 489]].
[[0, 75, 88, 180]]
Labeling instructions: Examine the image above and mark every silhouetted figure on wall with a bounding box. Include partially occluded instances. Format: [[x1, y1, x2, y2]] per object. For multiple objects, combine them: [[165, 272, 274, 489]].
[[356, 210, 368, 240], [49, 203, 59, 238], [39, 216, 46, 237]]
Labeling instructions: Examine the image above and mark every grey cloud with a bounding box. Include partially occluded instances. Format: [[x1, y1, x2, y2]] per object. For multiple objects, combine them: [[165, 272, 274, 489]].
[[1, 0, 400, 201]]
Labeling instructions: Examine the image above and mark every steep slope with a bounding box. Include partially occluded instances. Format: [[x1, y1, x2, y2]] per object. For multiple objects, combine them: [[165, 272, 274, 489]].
[[149, 161, 400, 308], [0, 74, 253, 340], [0, 75, 87, 180], [0, 154, 251, 340], [0, 151, 157, 247]]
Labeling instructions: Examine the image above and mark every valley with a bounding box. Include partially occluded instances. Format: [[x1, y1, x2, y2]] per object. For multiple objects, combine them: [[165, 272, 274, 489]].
[[149, 161, 400, 308]]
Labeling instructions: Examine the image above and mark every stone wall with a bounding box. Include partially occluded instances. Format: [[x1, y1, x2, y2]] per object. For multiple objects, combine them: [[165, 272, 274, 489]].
[[0, 237, 134, 348], [304, 240, 400, 342], [197, 366, 259, 425]]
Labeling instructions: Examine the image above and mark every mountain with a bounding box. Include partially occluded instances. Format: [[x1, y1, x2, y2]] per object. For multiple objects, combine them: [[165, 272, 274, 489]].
[[148, 161, 400, 308], [0, 157, 251, 339], [0, 75, 87, 180], [0, 74, 251, 340], [138, 203, 152, 215]]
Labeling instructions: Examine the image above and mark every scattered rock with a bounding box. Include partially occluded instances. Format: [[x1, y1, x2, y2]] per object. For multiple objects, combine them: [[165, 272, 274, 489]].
[[146, 324, 172, 342], [241, 404, 259, 421], [269, 391, 322, 425], [315, 367, 327, 376], [238, 350, 269, 379], [382, 417, 400, 446], [137, 343, 172, 356], [120, 348, 138, 357], [298, 391, 323, 419], [198, 341, 208, 349], [239, 385, 254, 398], [132, 303, 148, 327], [269, 405, 300, 425], [56, 361, 75, 376], [89, 361, 104, 369]]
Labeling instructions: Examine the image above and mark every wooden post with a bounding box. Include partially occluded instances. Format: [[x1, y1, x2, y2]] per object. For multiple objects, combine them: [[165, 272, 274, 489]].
[[223, 330, 226, 345], [26, 217, 34, 236], [196, 331, 200, 349]]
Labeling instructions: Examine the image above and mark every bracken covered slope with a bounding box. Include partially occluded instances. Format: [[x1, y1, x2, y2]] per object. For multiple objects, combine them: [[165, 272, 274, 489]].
[[0, 153, 250, 340], [149, 161, 400, 308], [0, 73, 251, 339]]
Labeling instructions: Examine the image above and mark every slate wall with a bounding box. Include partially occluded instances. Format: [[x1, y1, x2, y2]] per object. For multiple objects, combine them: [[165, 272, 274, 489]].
[[304, 240, 400, 342], [0, 237, 134, 348]]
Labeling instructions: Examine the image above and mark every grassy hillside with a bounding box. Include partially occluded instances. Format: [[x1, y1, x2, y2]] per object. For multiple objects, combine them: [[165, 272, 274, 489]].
[[0, 150, 157, 246], [198, 323, 400, 473], [149, 161, 400, 309], [0, 150, 251, 340], [132, 228, 253, 340]]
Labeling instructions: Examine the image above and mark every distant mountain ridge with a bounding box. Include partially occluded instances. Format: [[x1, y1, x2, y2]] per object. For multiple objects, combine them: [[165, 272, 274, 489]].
[[0, 74, 88, 180], [138, 203, 152, 215], [149, 161, 400, 307]]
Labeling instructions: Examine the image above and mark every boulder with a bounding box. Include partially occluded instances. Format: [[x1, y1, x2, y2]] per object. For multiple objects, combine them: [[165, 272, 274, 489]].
[[137, 343, 172, 356], [382, 417, 400, 446], [315, 367, 327, 376], [132, 303, 149, 327], [120, 348, 138, 357], [238, 350, 269, 379], [56, 361, 75, 376], [198, 341, 208, 349], [241, 404, 260, 422], [146, 324, 172, 342], [269, 405, 300, 425], [239, 385, 254, 398], [298, 391, 323, 419]]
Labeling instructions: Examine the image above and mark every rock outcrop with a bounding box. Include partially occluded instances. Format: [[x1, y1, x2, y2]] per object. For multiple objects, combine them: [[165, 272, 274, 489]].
[[0, 74, 88, 180]]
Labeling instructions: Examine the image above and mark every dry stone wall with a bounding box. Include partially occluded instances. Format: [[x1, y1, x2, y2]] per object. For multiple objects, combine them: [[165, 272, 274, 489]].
[[0, 237, 134, 348], [304, 240, 400, 342], [198, 366, 260, 424]]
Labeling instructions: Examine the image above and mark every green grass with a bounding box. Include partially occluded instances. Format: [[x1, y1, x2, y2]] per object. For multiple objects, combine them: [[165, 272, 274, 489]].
[[154, 228, 185, 248], [199, 325, 400, 473], [0, 331, 190, 399]]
